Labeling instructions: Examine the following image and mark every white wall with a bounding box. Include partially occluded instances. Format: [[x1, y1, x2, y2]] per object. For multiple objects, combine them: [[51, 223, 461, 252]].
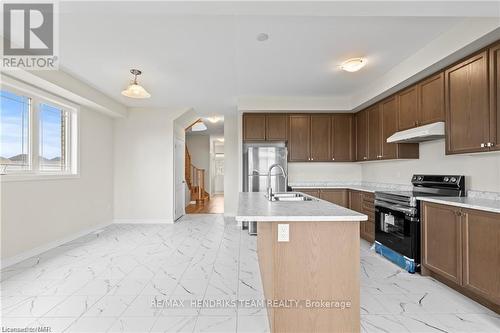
[[113, 108, 195, 223], [224, 113, 239, 216], [288, 162, 362, 183], [362, 140, 500, 192], [186, 134, 210, 192], [1, 108, 114, 261]]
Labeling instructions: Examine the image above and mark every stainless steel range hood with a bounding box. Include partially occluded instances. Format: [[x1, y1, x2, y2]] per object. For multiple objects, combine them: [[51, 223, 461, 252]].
[[387, 122, 445, 143]]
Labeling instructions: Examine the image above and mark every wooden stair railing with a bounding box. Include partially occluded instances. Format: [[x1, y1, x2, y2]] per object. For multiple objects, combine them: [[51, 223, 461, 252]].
[[185, 147, 209, 204]]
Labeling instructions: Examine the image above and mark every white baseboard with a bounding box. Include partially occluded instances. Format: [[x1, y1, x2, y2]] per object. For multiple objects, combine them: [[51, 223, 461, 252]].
[[1, 221, 112, 269], [113, 218, 174, 224]]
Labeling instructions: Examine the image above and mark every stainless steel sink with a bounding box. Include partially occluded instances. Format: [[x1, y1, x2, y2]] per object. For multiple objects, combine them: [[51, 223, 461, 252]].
[[270, 192, 313, 201]]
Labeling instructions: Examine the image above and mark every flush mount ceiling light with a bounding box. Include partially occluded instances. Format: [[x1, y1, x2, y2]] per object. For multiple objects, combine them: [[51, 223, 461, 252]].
[[339, 58, 367, 72], [217, 138, 225, 142], [121, 69, 151, 99], [191, 120, 207, 132], [256, 33, 269, 42], [206, 116, 223, 123]]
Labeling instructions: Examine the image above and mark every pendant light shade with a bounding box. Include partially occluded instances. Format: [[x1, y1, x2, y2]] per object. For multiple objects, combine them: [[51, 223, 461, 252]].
[[121, 69, 151, 99]]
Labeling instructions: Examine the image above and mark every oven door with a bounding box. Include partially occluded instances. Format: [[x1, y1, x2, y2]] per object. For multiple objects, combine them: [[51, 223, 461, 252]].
[[375, 201, 420, 263]]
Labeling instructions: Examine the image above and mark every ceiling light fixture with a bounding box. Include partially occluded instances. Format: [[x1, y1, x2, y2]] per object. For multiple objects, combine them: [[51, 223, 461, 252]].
[[121, 69, 151, 99], [217, 138, 225, 143], [339, 58, 367, 72], [256, 33, 269, 42], [191, 120, 207, 132], [206, 116, 223, 123]]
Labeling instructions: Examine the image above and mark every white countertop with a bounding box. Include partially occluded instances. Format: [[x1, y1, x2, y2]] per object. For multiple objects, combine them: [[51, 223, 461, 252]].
[[417, 196, 500, 214], [235, 192, 368, 222]]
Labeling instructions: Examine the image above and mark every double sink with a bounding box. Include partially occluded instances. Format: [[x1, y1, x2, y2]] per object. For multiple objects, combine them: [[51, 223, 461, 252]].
[[268, 192, 314, 202]]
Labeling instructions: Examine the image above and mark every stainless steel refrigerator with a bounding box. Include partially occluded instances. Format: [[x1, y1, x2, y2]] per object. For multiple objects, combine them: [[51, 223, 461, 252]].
[[243, 142, 288, 235]]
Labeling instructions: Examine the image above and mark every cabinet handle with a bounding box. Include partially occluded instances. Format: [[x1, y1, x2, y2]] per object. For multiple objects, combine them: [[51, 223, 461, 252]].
[[481, 143, 485, 148], [363, 156, 367, 160], [487, 142, 494, 147], [311, 157, 314, 161]]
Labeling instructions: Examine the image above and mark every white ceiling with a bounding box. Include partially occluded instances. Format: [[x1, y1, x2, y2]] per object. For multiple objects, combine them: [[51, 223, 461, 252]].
[[57, 1, 500, 116]]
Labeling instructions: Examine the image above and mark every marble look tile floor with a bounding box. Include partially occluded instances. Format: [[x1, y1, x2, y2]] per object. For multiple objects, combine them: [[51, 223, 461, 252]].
[[1, 214, 499, 333]]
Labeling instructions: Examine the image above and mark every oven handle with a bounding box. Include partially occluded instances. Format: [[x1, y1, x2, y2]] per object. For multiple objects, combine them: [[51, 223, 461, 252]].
[[374, 200, 417, 216]]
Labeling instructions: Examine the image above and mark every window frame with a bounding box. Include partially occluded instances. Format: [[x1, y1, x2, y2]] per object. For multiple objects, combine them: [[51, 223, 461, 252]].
[[1, 76, 79, 181]]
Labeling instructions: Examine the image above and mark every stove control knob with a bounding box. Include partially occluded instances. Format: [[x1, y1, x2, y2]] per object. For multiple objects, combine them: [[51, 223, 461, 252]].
[[417, 176, 423, 181], [444, 177, 449, 182], [450, 177, 457, 183]]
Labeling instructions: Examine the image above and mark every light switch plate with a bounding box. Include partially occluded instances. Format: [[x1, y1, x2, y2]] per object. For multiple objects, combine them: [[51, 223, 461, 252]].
[[277, 224, 289, 242]]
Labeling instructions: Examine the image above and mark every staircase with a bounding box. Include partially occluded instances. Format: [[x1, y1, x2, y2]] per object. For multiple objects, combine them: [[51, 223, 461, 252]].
[[185, 147, 210, 204]]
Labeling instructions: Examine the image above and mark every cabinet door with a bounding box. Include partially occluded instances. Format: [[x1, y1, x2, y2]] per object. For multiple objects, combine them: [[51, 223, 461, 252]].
[[349, 191, 364, 236], [349, 191, 363, 213], [367, 104, 382, 160], [331, 114, 355, 161], [398, 85, 419, 130], [462, 209, 500, 304], [266, 114, 288, 141], [422, 203, 462, 285], [445, 51, 490, 154], [319, 189, 349, 207], [490, 42, 500, 152], [380, 96, 398, 159], [419, 72, 445, 125], [355, 110, 368, 161], [288, 115, 311, 161], [310, 115, 331, 162], [243, 114, 266, 141], [298, 189, 320, 198]]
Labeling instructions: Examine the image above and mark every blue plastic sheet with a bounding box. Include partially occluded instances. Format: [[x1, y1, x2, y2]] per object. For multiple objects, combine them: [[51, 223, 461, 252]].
[[374, 241, 416, 274]]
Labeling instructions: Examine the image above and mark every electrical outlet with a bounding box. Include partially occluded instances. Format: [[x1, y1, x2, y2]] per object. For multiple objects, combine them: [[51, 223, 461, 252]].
[[277, 224, 289, 242]]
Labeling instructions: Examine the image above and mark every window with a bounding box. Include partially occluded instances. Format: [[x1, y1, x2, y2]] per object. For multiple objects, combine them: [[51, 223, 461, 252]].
[[0, 79, 78, 178], [39, 103, 70, 172], [0, 90, 31, 171]]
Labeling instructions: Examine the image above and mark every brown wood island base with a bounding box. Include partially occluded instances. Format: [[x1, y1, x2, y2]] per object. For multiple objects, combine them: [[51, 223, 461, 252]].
[[257, 221, 360, 333]]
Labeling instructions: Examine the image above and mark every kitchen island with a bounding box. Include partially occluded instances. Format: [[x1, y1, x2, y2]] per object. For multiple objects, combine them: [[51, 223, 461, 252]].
[[236, 192, 368, 333]]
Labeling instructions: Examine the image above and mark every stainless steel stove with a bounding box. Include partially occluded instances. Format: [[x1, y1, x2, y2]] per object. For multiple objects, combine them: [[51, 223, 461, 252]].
[[374, 175, 465, 271]]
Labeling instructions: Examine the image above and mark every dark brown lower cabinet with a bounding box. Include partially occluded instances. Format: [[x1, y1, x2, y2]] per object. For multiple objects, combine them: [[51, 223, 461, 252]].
[[319, 189, 349, 207], [422, 202, 500, 313], [349, 190, 374, 242], [422, 202, 462, 284], [297, 189, 320, 198], [462, 209, 500, 306]]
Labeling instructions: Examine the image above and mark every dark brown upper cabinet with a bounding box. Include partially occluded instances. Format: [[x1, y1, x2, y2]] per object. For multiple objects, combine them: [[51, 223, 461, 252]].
[[266, 114, 288, 141], [380, 96, 398, 159], [355, 109, 368, 161], [288, 114, 311, 161], [419, 72, 445, 126], [445, 50, 490, 154], [398, 85, 419, 130], [310, 115, 331, 162], [367, 104, 382, 160], [243, 114, 266, 141], [331, 114, 355, 162], [243, 113, 287, 141], [489, 42, 500, 152]]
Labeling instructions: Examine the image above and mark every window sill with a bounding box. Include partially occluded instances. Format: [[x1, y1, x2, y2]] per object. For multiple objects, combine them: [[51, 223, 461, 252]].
[[0, 173, 80, 182]]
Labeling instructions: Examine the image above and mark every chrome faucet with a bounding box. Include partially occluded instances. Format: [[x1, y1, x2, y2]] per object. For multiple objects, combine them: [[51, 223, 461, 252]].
[[267, 163, 287, 200]]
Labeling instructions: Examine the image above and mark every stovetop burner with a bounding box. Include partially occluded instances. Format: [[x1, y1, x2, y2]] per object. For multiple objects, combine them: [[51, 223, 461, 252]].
[[376, 174, 466, 200]]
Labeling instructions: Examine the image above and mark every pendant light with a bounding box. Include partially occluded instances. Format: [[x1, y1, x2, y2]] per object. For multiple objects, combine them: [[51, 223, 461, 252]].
[[121, 69, 151, 99]]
